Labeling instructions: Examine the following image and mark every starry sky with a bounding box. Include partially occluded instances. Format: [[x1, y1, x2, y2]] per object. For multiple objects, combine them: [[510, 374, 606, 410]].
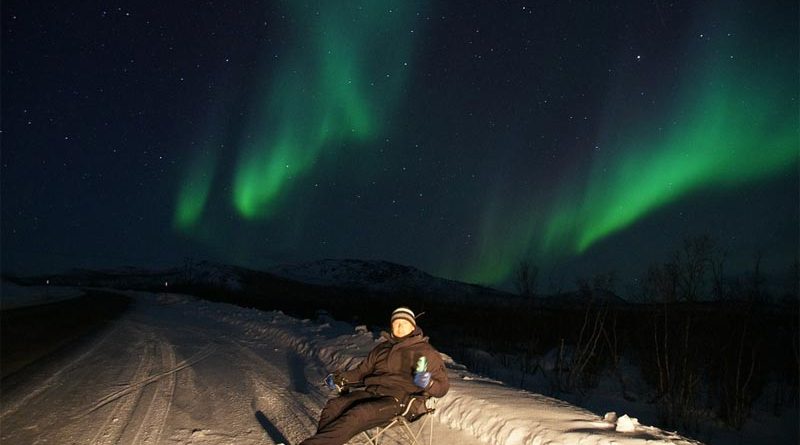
[[2, 0, 797, 293]]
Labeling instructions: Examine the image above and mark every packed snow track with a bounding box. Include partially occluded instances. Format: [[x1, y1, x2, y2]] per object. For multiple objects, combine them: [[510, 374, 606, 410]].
[[0, 292, 484, 445], [0, 291, 700, 445]]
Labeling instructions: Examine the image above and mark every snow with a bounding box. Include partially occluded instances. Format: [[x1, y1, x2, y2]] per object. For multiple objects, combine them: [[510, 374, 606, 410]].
[[1, 290, 703, 444], [615, 415, 639, 433], [177, 261, 243, 291], [0, 279, 84, 310]]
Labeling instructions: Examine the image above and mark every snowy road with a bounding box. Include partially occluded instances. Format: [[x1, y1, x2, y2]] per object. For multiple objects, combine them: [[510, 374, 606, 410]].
[[2, 291, 703, 445], [0, 292, 488, 445]]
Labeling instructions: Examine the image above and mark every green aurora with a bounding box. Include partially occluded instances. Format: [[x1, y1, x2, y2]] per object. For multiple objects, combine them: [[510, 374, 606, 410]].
[[172, 2, 796, 287], [459, 24, 797, 285], [174, 148, 217, 231], [232, 1, 422, 220], [174, 1, 422, 229]]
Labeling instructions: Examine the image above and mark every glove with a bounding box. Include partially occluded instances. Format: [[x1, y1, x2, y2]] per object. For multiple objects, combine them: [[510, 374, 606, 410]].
[[413, 371, 431, 389]]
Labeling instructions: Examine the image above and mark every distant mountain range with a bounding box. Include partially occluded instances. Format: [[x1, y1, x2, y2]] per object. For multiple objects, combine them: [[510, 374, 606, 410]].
[[6, 258, 629, 308], [266, 258, 513, 299]]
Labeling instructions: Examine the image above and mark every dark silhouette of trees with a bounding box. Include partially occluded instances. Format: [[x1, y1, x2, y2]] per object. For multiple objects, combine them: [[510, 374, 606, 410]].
[[513, 259, 538, 299], [674, 235, 714, 302]]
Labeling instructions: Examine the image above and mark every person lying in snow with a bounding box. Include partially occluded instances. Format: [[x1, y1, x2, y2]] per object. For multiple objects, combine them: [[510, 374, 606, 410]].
[[298, 307, 450, 445]]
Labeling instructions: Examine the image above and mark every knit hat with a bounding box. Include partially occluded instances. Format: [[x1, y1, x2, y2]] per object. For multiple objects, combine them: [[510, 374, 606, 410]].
[[390, 307, 417, 328]]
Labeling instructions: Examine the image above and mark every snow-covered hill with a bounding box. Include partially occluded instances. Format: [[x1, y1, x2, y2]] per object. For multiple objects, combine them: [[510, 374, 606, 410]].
[[267, 258, 514, 301], [18, 259, 640, 308], [1, 290, 702, 445]]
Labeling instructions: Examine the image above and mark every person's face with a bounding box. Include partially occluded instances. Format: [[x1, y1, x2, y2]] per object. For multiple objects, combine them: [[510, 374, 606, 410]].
[[391, 319, 415, 338]]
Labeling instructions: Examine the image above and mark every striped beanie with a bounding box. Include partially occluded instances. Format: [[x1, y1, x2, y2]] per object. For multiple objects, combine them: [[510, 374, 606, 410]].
[[390, 307, 417, 327]]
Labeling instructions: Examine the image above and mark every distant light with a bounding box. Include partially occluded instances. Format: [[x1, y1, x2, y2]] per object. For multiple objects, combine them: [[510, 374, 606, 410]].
[[164, 281, 169, 287], [46, 279, 50, 285]]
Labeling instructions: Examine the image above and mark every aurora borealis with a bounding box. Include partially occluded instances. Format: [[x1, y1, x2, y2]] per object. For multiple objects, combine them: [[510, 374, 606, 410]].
[[2, 0, 797, 291], [228, 1, 422, 220], [497, 23, 798, 284]]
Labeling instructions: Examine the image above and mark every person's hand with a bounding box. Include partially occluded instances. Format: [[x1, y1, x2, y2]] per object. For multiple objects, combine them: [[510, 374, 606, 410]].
[[413, 371, 431, 389]]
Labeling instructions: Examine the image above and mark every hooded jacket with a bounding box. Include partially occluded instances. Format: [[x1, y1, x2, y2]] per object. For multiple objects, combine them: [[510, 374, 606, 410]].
[[339, 327, 449, 402]]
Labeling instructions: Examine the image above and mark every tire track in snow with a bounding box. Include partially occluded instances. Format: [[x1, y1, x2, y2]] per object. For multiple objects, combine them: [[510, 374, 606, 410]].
[[90, 334, 156, 445], [189, 303, 355, 443], [241, 339, 325, 419], [246, 368, 314, 444], [130, 336, 178, 445], [232, 339, 324, 444], [0, 323, 122, 420], [77, 343, 216, 417], [163, 318, 327, 426]]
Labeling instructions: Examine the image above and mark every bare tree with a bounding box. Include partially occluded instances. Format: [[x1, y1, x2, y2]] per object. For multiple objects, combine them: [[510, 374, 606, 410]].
[[749, 250, 767, 303], [547, 267, 566, 296], [709, 244, 728, 301], [592, 271, 617, 294], [793, 253, 800, 299], [652, 305, 702, 429], [674, 235, 714, 302], [555, 299, 608, 395], [647, 237, 713, 428], [514, 259, 539, 299], [643, 262, 679, 303], [785, 253, 800, 302]]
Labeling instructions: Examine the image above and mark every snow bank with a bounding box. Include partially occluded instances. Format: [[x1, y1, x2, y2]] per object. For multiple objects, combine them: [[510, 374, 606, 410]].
[[180, 293, 702, 445]]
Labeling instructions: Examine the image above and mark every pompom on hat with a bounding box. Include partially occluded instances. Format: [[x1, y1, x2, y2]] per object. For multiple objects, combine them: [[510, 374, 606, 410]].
[[390, 307, 417, 328]]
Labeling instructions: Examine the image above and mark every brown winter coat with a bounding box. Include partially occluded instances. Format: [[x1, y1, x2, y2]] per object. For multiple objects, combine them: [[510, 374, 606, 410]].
[[339, 327, 449, 402]]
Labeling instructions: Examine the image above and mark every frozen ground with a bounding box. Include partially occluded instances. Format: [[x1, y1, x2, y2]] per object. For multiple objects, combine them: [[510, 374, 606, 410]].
[[1, 291, 702, 444]]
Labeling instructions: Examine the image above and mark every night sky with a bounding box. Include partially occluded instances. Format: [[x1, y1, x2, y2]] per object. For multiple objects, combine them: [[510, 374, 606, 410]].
[[2, 1, 797, 293]]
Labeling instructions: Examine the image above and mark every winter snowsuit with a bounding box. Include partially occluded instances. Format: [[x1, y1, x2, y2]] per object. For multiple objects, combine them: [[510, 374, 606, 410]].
[[299, 327, 449, 445]]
